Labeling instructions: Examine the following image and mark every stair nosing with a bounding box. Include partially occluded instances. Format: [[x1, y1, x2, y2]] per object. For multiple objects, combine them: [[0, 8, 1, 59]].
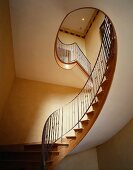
[[54, 143, 69, 146], [74, 128, 83, 131], [80, 119, 89, 124], [66, 136, 76, 139]]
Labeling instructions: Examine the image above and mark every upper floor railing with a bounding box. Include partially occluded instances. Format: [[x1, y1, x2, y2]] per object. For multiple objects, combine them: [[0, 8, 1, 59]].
[[42, 16, 116, 169], [57, 38, 91, 76]]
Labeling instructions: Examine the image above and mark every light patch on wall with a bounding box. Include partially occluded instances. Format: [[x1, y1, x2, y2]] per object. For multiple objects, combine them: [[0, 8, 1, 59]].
[[0, 78, 80, 144]]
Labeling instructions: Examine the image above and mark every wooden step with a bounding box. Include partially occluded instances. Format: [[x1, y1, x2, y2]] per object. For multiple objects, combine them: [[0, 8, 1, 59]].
[[0, 143, 42, 152], [0, 151, 41, 161], [52, 142, 69, 151], [46, 159, 53, 165], [97, 91, 104, 100], [0, 160, 41, 169], [0, 144, 24, 152], [107, 56, 113, 66], [47, 151, 60, 160], [24, 143, 41, 151], [104, 67, 111, 78], [101, 80, 108, 90], [92, 102, 99, 110], [74, 128, 83, 133], [86, 111, 94, 120], [46, 165, 54, 170], [80, 119, 89, 127], [48, 151, 59, 155], [54, 143, 69, 147], [66, 136, 76, 140]]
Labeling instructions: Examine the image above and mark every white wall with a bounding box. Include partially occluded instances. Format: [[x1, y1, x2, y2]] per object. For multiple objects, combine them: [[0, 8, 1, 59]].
[[55, 148, 99, 170]]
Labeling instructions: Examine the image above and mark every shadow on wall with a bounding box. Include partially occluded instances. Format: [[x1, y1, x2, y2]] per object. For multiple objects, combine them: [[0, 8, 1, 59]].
[[55, 148, 99, 170], [97, 119, 133, 170]]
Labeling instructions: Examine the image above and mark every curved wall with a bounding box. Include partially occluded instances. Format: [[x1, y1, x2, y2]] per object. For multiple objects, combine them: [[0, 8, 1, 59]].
[[97, 119, 133, 170]]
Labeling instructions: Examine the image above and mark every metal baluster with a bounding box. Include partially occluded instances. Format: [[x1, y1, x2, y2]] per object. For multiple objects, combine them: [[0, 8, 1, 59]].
[[72, 101, 74, 127], [80, 95, 82, 117], [49, 116, 52, 144], [77, 97, 80, 128], [51, 115, 53, 143], [53, 113, 55, 142], [83, 90, 85, 114], [61, 107, 63, 142], [54, 111, 57, 141], [85, 85, 89, 110], [98, 53, 103, 83], [57, 109, 59, 140], [96, 58, 100, 89]]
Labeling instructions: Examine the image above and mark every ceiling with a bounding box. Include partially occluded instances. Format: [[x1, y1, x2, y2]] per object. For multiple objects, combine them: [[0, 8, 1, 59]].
[[60, 8, 97, 37], [9, 0, 133, 155]]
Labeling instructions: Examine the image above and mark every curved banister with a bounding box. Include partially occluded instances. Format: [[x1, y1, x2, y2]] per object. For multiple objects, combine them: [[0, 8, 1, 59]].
[[56, 38, 91, 76], [57, 38, 91, 64], [42, 16, 116, 170]]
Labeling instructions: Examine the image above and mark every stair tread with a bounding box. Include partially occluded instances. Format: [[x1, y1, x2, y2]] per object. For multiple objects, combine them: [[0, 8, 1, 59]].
[[0, 150, 58, 153], [97, 91, 104, 99], [24, 143, 41, 147], [74, 128, 83, 131], [92, 101, 98, 105], [92, 102, 99, 108], [80, 119, 89, 124], [66, 136, 76, 138], [48, 150, 59, 153], [24, 143, 41, 145], [86, 111, 94, 119], [80, 119, 89, 122], [0, 150, 41, 153], [54, 143, 69, 146], [46, 160, 53, 163], [86, 110, 94, 114], [0, 159, 41, 168], [104, 67, 111, 76], [101, 80, 108, 89], [0, 160, 40, 162]]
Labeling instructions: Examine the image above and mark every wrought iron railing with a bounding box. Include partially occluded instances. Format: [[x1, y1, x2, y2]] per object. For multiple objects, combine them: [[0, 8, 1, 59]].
[[42, 16, 116, 169], [57, 38, 91, 76]]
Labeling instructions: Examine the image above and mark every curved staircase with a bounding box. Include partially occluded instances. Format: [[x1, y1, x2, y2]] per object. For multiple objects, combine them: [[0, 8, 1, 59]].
[[42, 16, 117, 170]]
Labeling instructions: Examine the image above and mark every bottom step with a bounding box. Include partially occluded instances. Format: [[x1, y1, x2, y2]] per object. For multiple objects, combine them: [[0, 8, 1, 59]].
[[0, 160, 41, 169]]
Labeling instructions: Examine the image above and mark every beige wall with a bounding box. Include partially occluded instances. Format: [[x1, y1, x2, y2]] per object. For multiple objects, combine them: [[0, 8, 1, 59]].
[[85, 12, 105, 66], [55, 148, 99, 170], [97, 119, 133, 170], [0, 0, 15, 120], [58, 31, 86, 55], [0, 78, 80, 144]]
